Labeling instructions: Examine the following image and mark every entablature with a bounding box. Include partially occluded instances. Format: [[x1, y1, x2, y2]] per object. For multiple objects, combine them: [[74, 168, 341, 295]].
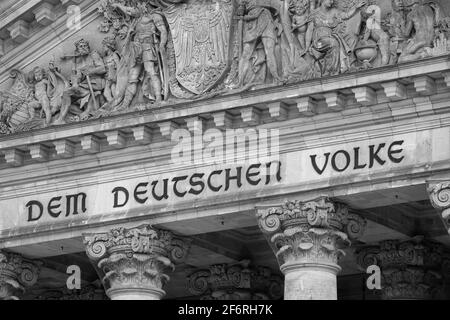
[[1, 56, 450, 168]]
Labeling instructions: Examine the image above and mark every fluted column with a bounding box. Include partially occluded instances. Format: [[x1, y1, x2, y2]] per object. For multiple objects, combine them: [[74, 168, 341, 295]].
[[256, 196, 366, 300], [187, 260, 283, 300], [0, 251, 40, 300], [83, 224, 191, 300], [357, 238, 444, 300]]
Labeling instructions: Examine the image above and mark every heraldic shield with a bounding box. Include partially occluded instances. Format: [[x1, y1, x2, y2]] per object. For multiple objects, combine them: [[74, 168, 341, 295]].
[[165, 0, 235, 95]]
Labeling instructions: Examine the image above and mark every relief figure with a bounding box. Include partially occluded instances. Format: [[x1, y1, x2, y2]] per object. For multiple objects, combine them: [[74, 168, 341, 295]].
[[237, 0, 284, 86], [109, 2, 168, 110], [305, 0, 366, 76], [398, 0, 436, 63], [58, 39, 107, 123]]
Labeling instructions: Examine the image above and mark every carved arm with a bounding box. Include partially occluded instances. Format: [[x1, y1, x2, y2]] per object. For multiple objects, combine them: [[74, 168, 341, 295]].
[[111, 3, 139, 17]]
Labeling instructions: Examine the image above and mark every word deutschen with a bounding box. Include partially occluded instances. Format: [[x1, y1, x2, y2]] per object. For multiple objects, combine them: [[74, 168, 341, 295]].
[[112, 161, 282, 208]]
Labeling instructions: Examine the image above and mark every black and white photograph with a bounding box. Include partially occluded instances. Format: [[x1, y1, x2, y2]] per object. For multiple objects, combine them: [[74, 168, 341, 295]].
[[0, 0, 450, 309]]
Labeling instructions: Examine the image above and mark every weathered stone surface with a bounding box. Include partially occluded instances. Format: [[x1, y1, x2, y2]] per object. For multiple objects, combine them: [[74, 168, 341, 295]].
[[256, 197, 366, 300], [357, 237, 444, 300], [1, 0, 449, 135], [83, 224, 190, 300], [0, 251, 40, 300], [187, 260, 283, 300]]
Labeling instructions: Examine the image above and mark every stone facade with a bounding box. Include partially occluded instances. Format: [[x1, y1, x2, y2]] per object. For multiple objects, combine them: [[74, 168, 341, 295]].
[[0, 0, 450, 300]]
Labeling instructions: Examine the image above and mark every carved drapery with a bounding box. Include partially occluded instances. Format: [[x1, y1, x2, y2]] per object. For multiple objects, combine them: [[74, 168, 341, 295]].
[[1, 0, 450, 134], [357, 238, 444, 300], [83, 224, 191, 300], [0, 251, 40, 300], [187, 261, 283, 300]]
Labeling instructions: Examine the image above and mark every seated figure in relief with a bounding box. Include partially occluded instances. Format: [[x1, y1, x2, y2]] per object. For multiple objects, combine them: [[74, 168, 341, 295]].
[[305, 0, 367, 76], [57, 39, 107, 124], [397, 0, 436, 63]]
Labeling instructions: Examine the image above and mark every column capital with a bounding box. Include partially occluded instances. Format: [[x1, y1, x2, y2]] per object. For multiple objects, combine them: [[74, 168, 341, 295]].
[[187, 260, 283, 300], [357, 237, 444, 300], [256, 197, 366, 270], [83, 224, 191, 300], [428, 182, 450, 232], [0, 251, 40, 300]]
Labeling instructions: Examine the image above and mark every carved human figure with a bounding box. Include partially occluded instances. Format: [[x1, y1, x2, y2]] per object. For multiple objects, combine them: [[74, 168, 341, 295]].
[[290, 0, 311, 52], [398, 0, 436, 63], [237, 0, 283, 86], [305, 0, 366, 76], [363, 5, 390, 66], [385, 0, 407, 64], [30, 67, 52, 126], [110, 2, 168, 109], [57, 39, 106, 123], [102, 37, 121, 103]]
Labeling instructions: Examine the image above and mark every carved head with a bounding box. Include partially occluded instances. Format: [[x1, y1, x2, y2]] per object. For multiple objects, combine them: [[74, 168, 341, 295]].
[[289, 0, 310, 15], [33, 66, 45, 82], [321, 0, 335, 9], [102, 36, 116, 53], [74, 39, 91, 56], [392, 0, 405, 11]]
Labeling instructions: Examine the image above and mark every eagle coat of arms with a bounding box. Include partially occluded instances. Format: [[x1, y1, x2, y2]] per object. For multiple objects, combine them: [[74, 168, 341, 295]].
[[164, 0, 235, 95]]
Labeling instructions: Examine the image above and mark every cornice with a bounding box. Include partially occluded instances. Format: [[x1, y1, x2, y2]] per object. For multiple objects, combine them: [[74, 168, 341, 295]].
[[0, 56, 450, 168]]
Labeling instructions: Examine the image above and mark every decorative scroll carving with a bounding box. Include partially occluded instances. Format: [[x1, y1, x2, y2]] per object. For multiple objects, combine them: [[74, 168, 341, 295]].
[[83, 224, 191, 298], [187, 260, 283, 300], [356, 238, 444, 300], [0, 251, 40, 300], [428, 182, 450, 231], [256, 197, 366, 269], [2, 0, 450, 134]]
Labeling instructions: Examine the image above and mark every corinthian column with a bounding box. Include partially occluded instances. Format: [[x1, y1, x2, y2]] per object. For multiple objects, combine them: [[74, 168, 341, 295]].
[[256, 196, 366, 300], [0, 251, 40, 300], [357, 238, 443, 300], [187, 260, 283, 300], [83, 224, 190, 300]]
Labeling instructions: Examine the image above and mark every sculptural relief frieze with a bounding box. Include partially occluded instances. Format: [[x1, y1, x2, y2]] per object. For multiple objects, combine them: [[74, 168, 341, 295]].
[[1, 0, 450, 135]]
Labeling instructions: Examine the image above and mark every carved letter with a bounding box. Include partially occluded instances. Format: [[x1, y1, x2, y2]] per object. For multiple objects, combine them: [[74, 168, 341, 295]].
[[66, 193, 87, 216], [26, 200, 44, 222], [151, 179, 169, 201], [189, 173, 205, 196], [112, 187, 129, 208], [134, 183, 149, 204], [331, 150, 351, 172], [311, 153, 330, 175], [48, 196, 62, 218], [225, 167, 243, 191], [388, 140, 405, 164], [369, 144, 386, 168]]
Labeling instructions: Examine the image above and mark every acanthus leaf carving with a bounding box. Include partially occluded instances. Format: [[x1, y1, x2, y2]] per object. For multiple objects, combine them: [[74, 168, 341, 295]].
[[257, 197, 366, 269], [0, 251, 41, 300], [187, 261, 283, 300], [83, 224, 190, 298]]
